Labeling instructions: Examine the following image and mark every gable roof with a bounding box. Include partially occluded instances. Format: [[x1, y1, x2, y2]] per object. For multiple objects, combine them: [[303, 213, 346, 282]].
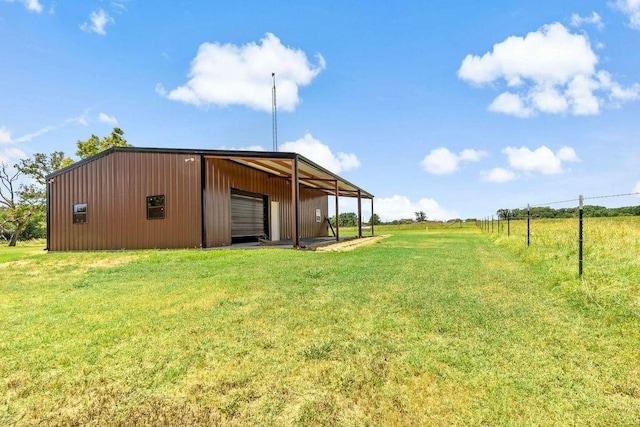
[[46, 147, 374, 199]]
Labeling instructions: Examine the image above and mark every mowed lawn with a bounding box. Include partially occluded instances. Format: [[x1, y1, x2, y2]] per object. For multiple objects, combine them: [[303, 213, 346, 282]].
[[1, 227, 639, 426]]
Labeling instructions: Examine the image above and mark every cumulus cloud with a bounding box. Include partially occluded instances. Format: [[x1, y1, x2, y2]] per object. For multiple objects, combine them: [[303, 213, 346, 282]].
[[0, 147, 27, 164], [458, 22, 640, 116], [374, 195, 459, 222], [570, 12, 604, 30], [480, 167, 517, 183], [613, 0, 640, 29], [80, 9, 113, 35], [489, 92, 534, 117], [421, 147, 487, 175], [158, 33, 326, 112], [1, 0, 42, 13], [503, 145, 580, 174], [98, 113, 118, 126], [279, 133, 359, 174]]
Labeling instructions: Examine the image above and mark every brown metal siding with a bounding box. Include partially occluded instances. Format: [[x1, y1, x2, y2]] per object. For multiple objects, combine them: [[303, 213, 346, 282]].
[[48, 152, 202, 251], [203, 158, 328, 247], [299, 186, 329, 238]]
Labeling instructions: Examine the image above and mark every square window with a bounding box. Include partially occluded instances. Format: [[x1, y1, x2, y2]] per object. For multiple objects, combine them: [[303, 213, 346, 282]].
[[147, 195, 165, 219], [73, 203, 87, 224]]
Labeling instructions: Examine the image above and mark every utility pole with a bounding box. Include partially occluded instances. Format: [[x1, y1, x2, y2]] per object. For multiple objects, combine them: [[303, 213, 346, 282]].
[[272, 72, 278, 151]]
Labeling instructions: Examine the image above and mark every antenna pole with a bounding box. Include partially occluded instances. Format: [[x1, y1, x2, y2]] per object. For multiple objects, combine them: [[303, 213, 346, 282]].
[[272, 72, 278, 151]]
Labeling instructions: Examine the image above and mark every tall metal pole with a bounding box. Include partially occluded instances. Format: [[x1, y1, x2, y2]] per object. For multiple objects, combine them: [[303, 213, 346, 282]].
[[272, 72, 278, 151], [579, 195, 584, 278]]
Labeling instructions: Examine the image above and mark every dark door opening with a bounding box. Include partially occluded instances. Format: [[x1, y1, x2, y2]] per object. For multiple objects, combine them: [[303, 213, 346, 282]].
[[230, 189, 268, 243]]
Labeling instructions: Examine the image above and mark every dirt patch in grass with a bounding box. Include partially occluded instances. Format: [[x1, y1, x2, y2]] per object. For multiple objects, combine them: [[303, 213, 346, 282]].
[[314, 235, 389, 252]]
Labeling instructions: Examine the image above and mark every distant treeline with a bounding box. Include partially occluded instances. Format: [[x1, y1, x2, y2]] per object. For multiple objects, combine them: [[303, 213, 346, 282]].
[[497, 205, 640, 220]]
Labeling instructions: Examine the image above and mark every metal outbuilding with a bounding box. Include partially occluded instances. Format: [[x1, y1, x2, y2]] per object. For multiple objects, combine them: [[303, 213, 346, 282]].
[[46, 147, 374, 251]]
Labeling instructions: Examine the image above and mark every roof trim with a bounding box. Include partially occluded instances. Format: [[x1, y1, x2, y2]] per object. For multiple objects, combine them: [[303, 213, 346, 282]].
[[46, 146, 374, 199]]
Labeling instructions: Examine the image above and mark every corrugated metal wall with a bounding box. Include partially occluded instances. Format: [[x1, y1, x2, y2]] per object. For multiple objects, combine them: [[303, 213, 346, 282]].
[[203, 158, 328, 247], [48, 152, 202, 250]]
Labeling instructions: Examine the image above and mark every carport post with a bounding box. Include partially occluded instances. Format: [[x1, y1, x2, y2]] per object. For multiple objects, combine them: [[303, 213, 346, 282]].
[[357, 190, 362, 238], [334, 180, 339, 242], [291, 156, 300, 248]]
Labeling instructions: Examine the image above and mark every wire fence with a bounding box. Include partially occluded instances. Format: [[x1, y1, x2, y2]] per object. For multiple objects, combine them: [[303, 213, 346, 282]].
[[477, 192, 640, 281]]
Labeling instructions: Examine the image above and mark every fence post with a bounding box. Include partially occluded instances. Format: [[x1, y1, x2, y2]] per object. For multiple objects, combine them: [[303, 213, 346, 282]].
[[507, 211, 511, 237], [579, 195, 584, 278], [527, 204, 530, 247], [497, 214, 500, 233], [491, 215, 494, 233]]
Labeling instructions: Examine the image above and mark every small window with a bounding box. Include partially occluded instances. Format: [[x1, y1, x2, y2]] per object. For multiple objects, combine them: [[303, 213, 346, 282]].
[[147, 195, 165, 219], [73, 203, 88, 224], [315, 209, 322, 223]]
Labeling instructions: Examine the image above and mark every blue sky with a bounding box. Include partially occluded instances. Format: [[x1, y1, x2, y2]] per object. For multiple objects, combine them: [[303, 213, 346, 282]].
[[2, 1, 640, 221]]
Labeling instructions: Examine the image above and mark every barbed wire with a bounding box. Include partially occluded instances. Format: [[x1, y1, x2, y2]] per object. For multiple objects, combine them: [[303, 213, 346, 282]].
[[500, 191, 640, 213], [584, 191, 640, 201]]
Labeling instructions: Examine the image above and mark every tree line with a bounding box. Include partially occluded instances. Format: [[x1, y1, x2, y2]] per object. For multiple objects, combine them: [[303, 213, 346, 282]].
[[329, 210, 433, 227], [0, 128, 130, 245], [497, 204, 640, 220]]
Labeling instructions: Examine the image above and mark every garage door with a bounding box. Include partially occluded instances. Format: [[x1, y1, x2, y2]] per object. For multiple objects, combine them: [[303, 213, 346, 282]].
[[231, 191, 266, 239]]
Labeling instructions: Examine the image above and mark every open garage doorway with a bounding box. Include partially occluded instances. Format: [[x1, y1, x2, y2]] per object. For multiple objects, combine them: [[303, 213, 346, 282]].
[[230, 189, 268, 243]]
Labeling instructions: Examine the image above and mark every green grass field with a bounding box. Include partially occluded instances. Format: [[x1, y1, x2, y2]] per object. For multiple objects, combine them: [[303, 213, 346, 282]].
[[1, 223, 639, 425]]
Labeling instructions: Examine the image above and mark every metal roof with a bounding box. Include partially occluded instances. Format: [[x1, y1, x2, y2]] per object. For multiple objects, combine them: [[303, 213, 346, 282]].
[[47, 147, 374, 199]]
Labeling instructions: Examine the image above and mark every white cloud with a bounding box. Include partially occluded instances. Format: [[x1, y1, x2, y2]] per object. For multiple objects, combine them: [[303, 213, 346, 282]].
[[111, 1, 129, 13], [532, 86, 569, 113], [13, 125, 56, 143], [374, 195, 460, 222], [0, 147, 27, 164], [0, 0, 42, 13], [98, 113, 118, 126], [613, 0, 640, 29], [489, 92, 533, 117], [1, 124, 60, 144], [634, 181, 640, 194], [570, 12, 604, 30], [158, 33, 326, 112], [80, 9, 113, 35], [421, 147, 487, 175], [25, 0, 41, 12], [0, 126, 12, 144], [597, 70, 640, 103], [421, 148, 458, 174], [503, 145, 580, 175], [556, 146, 580, 162], [480, 167, 517, 183], [218, 145, 266, 151], [0, 113, 89, 145], [459, 148, 487, 162], [458, 22, 640, 116], [279, 133, 359, 174]]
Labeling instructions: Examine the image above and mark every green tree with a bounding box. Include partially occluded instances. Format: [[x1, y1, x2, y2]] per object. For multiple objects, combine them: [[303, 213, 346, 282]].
[[0, 163, 35, 246], [496, 209, 511, 220], [369, 213, 381, 225], [338, 212, 358, 227], [415, 211, 427, 222], [76, 127, 130, 159], [17, 151, 71, 187], [5, 151, 73, 246]]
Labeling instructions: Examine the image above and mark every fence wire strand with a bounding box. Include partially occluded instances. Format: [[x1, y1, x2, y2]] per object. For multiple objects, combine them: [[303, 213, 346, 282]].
[[506, 191, 640, 212]]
